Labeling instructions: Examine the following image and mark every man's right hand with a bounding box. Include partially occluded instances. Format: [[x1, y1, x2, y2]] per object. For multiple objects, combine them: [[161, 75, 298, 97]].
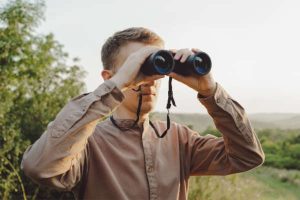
[[110, 46, 165, 92]]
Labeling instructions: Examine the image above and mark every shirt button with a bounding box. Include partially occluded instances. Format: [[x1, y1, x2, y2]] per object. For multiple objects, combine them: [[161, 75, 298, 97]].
[[147, 166, 153, 172], [151, 196, 157, 200], [216, 98, 220, 103]]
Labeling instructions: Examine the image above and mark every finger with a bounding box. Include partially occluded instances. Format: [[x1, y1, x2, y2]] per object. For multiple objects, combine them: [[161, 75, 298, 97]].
[[180, 51, 191, 63], [191, 48, 201, 53], [168, 72, 190, 86], [142, 46, 162, 54], [135, 46, 161, 59], [175, 49, 190, 61], [168, 72, 182, 81], [174, 51, 183, 60], [168, 72, 177, 79], [169, 49, 177, 53], [131, 47, 161, 68], [169, 49, 177, 54]]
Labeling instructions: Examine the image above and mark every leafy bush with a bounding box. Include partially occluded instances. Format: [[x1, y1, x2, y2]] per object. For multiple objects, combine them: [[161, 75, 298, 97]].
[[0, 0, 85, 199], [1, 0, 299, 199], [201, 127, 300, 170]]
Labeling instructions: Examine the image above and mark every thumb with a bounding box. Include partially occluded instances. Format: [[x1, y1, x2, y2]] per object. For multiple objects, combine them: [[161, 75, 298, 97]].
[[168, 72, 183, 81]]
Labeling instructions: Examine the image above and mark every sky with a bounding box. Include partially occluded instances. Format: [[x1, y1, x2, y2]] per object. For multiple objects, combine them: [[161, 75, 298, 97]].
[[32, 0, 300, 113]]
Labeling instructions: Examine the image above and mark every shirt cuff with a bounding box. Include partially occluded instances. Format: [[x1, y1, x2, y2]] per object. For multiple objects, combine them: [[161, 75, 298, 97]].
[[93, 79, 125, 102], [197, 82, 232, 112]]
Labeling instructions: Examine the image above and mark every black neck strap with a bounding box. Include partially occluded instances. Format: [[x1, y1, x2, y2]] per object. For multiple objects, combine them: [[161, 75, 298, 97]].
[[110, 85, 143, 131], [151, 77, 176, 138], [132, 85, 143, 126], [110, 77, 176, 138]]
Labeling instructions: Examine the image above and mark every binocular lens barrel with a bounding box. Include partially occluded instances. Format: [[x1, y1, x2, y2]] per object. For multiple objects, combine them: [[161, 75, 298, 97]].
[[173, 52, 211, 76], [193, 52, 211, 75], [141, 50, 211, 76], [140, 50, 174, 76]]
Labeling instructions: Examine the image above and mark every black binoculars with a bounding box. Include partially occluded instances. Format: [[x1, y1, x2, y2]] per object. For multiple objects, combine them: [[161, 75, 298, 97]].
[[141, 50, 211, 76]]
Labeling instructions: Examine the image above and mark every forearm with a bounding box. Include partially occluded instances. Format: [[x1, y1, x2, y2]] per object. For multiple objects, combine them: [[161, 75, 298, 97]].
[[110, 74, 128, 92], [198, 83, 265, 171], [21, 80, 124, 188]]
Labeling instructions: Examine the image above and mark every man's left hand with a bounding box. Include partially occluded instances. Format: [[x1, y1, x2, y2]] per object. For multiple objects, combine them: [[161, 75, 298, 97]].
[[168, 48, 217, 97]]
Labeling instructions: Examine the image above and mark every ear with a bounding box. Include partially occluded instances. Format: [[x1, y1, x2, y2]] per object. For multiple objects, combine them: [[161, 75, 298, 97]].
[[101, 69, 113, 80]]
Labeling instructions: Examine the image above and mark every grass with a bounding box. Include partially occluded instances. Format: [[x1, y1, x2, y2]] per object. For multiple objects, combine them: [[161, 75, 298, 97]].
[[188, 166, 300, 200], [243, 166, 300, 200]]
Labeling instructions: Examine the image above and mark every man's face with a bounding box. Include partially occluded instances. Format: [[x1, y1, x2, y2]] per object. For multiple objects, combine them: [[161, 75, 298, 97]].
[[112, 42, 163, 115]]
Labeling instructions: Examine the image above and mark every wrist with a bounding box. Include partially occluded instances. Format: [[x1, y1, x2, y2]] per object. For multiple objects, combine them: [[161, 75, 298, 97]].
[[110, 75, 127, 92], [197, 81, 217, 97]]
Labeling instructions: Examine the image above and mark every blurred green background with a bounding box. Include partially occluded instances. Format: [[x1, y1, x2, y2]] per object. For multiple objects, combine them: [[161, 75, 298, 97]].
[[0, 1, 299, 199]]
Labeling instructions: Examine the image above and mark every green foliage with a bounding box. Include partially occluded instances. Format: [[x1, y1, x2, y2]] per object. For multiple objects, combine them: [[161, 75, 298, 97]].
[[0, 0, 86, 199], [188, 174, 248, 200], [0, 1, 299, 199], [188, 126, 300, 199], [188, 167, 300, 200], [257, 129, 300, 170], [200, 127, 300, 170]]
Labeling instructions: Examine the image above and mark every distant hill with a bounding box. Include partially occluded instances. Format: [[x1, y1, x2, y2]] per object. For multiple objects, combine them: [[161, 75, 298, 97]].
[[151, 112, 300, 132]]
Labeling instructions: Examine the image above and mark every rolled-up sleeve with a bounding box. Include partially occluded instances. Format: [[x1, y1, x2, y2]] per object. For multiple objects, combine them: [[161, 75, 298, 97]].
[[185, 82, 264, 176], [21, 80, 124, 190]]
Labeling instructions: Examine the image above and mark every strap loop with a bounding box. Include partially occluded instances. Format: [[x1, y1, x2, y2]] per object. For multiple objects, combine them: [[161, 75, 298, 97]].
[[110, 78, 176, 139]]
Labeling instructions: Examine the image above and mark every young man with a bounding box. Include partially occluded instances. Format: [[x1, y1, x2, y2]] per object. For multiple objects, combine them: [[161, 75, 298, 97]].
[[21, 27, 265, 200]]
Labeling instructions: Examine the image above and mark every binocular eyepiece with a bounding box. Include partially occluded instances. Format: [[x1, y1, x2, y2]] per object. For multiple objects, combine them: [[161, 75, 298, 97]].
[[141, 50, 211, 76]]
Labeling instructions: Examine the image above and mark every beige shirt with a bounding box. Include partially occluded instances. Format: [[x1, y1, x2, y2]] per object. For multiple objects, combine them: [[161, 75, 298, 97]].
[[21, 80, 265, 200]]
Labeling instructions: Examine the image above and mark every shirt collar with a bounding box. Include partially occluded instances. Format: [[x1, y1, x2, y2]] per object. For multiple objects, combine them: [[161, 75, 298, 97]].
[[109, 116, 150, 132]]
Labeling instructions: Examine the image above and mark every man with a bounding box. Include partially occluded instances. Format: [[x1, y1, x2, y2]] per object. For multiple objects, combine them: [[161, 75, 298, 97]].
[[21, 27, 265, 200]]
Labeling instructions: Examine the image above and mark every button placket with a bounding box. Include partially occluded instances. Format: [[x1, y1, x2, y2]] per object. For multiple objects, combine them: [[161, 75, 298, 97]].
[[142, 137, 158, 200], [147, 165, 154, 173]]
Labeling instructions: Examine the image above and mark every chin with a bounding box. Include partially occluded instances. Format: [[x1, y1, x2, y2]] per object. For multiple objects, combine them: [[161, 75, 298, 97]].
[[140, 101, 156, 113], [141, 104, 155, 113]]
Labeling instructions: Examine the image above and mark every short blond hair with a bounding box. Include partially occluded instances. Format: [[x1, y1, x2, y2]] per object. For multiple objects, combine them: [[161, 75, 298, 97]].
[[101, 27, 164, 70]]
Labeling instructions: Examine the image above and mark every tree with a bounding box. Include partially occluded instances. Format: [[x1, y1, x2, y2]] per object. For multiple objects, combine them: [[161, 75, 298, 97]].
[[0, 0, 86, 199]]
